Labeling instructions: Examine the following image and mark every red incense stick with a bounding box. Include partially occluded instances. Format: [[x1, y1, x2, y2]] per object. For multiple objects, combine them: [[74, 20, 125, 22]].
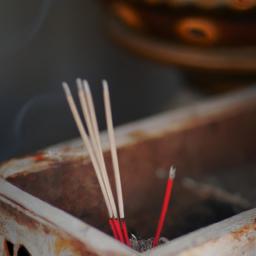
[[113, 219, 125, 243], [109, 219, 119, 240], [153, 166, 176, 247], [121, 219, 131, 246]]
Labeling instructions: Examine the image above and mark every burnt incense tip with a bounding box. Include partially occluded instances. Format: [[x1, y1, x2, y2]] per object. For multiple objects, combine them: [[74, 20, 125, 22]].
[[169, 166, 176, 179]]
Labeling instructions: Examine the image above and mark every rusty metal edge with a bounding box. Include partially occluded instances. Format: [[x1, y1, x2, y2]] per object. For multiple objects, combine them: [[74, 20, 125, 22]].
[[0, 178, 135, 256], [147, 208, 256, 256]]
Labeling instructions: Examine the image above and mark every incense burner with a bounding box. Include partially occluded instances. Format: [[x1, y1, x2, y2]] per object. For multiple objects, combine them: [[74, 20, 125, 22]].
[[1, 87, 256, 255]]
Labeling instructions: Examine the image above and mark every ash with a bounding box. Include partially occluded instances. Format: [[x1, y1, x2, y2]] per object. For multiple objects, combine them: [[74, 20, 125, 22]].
[[130, 235, 168, 252]]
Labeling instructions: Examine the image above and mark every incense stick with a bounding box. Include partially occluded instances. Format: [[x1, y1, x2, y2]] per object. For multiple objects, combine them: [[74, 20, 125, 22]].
[[83, 80, 118, 218], [113, 219, 125, 243], [63, 80, 133, 246], [109, 219, 119, 240], [121, 219, 131, 246], [63, 79, 178, 249], [62, 82, 113, 218], [103, 80, 130, 245], [78, 80, 126, 243], [153, 166, 176, 247], [77, 79, 126, 243], [77, 79, 118, 219], [77, 79, 96, 154], [102, 80, 125, 219]]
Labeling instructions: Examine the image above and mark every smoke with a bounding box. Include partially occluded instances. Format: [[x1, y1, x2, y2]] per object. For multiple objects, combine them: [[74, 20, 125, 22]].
[[0, 0, 51, 57], [13, 92, 76, 156]]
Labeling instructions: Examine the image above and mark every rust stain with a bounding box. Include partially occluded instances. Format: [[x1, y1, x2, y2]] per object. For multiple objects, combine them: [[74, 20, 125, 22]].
[[0, 196, 102, 255], [34, 153, 45, 162], [54, 237, 98, 256], [231, 222, 256, 241], [0, 194, 57, 234], [0, 199, 39, 230], [55, 238, 76, 255], [9, 170, 39, 179], [3, 240, 11, 256], [55, 237, 130, 256]]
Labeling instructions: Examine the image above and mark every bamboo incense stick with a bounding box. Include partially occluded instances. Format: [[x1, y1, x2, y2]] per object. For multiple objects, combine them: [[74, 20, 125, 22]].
[[102, 80, 130, 245], [64, 80, 135, 246], [62, 82, 113, 218], [63, 82, 122, 240], [78, 79, 125, 243], [77, 79, 118, 219], [103, 80, 125, 219], [153, 166, 176, 247], [77, 79, 96, 154], [82, 80, 118, 218]]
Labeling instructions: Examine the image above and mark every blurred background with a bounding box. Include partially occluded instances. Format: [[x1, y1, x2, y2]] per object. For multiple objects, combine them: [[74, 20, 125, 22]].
[[0, 0, 192, 161], [1, 0, 255, 161]]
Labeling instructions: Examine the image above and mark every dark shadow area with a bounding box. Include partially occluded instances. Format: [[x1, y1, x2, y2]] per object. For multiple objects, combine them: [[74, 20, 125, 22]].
[[0, 0, 195, 161]]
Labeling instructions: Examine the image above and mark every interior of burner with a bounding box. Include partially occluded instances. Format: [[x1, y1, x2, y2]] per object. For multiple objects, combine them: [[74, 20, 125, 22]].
[[6, 101, 256, 251]]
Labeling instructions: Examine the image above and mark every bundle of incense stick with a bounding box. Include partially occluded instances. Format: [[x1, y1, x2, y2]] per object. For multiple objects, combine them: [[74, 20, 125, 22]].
[[62, 79, 175, 249]]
